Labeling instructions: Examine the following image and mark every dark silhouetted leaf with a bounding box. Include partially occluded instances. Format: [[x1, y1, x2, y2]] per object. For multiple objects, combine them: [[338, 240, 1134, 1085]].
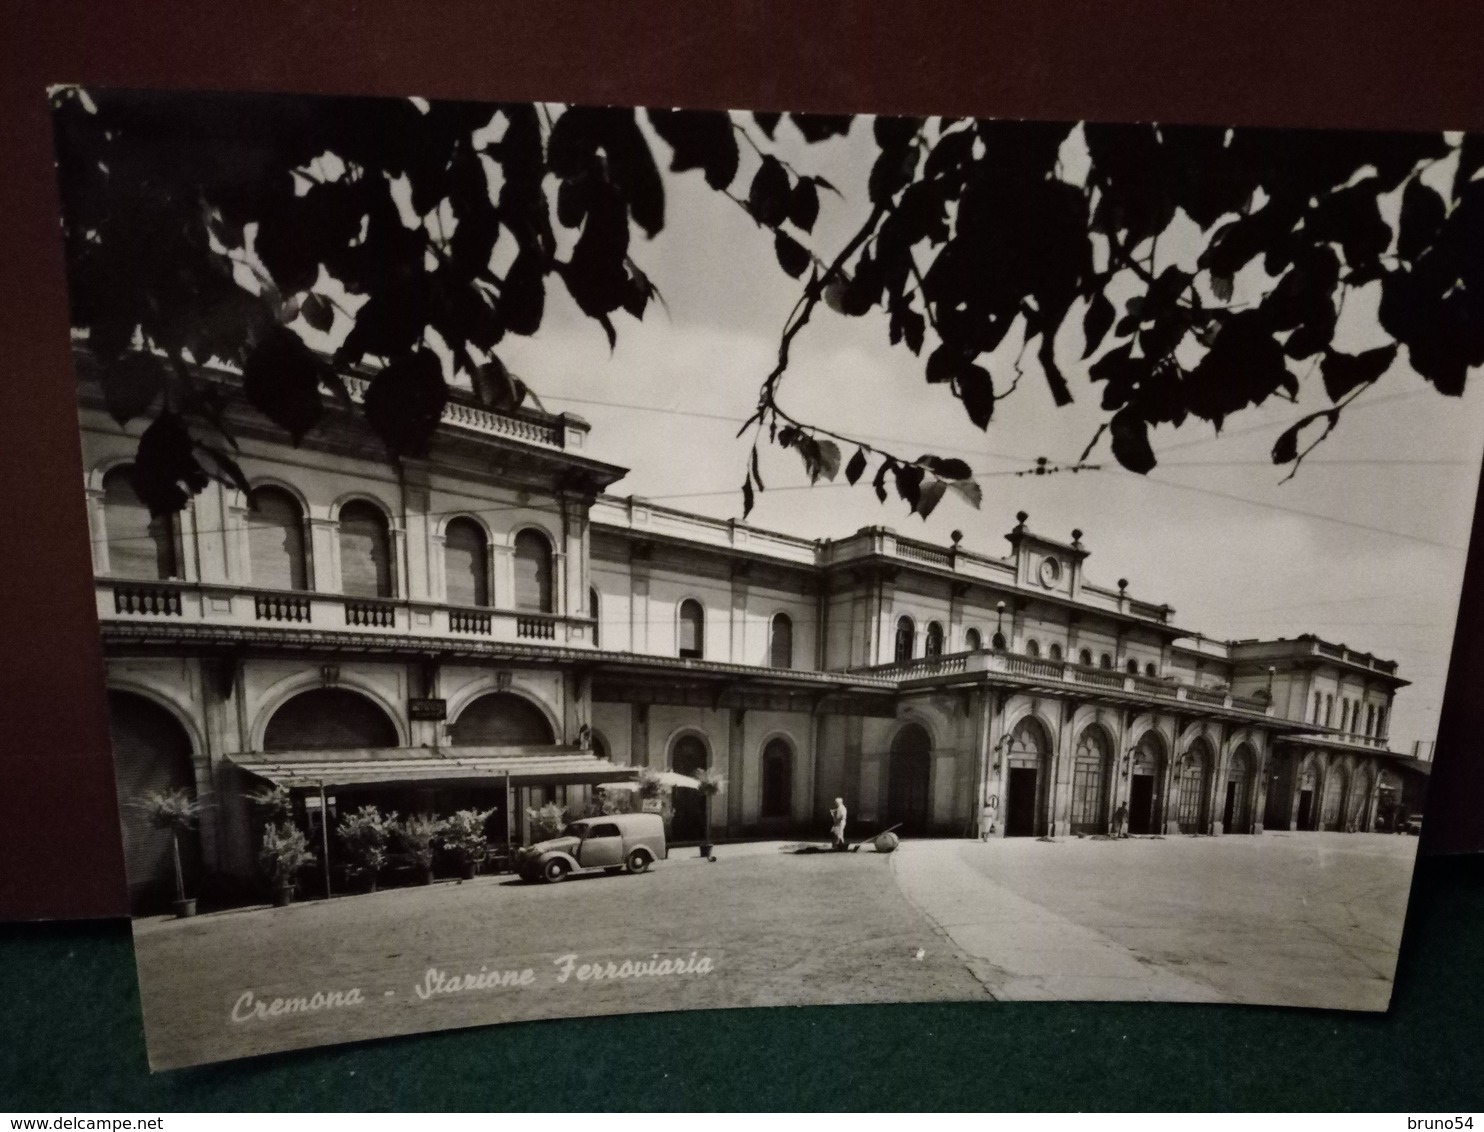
[[749, 156, 791, 228], [1398, 178, 1446, 264], [790, 113, 853, 143], [102, 352, 167, 426], [1082, 292, 1116, 358], [243, 326, 328, 443], [845, 447, 868, 485], [500, 249, 545, 336], [915, 477, 949, 518], [133, 411, 209, 517], [362, 349, 447, 456], [948, 478, 984, 509], [1320, 344, 1396, 401], [1109, 408, 1156, 474], [922, 455, 972, 480], [646, 108, 739, 190], [1272, 408, 1340, 465], [788, 178, 820, 232], [196, 443, 253, 497], [753, 112, 781, 140], [893, 462, 925, 508], [774, 231, 811, 278], [300, 292, 335, 333], [955, 364, 995, 429], [741, 475, 755, 517]]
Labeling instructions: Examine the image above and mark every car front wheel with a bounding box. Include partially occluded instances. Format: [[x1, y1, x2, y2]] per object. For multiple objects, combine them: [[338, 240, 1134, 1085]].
[[542, 859, 570, 884], [626, 849, 651, 874]]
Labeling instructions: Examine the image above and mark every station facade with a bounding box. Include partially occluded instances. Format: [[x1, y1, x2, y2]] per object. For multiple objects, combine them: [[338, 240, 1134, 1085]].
[[78, 353, 1429, 908]]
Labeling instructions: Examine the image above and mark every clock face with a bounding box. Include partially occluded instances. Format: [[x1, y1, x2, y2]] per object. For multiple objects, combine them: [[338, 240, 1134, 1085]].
[[1038, 556, 1062, 588]]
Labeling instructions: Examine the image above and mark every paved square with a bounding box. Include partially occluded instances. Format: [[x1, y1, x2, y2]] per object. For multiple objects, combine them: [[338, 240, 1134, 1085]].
[[129, 832, 1418, 1068]]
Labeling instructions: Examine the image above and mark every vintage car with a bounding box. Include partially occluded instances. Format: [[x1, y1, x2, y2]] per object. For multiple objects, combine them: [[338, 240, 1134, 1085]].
[[517, 812, 667, 883]]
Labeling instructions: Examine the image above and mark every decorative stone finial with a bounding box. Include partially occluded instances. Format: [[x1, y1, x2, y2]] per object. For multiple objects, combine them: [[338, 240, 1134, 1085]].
[[1016, 511, 1029, 526], [950, 529, 963, 546], [1117, 578, 1128, 593]]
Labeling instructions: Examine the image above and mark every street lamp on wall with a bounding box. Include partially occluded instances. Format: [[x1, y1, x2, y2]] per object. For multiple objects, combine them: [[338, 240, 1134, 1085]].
[[994, 600, 1007, 651]]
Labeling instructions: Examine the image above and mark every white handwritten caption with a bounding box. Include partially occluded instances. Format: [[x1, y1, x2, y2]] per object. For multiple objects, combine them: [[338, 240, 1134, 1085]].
[[230, 951, 717, 1023]]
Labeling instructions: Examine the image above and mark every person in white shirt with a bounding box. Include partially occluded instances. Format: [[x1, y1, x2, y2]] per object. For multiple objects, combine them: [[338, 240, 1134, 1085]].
[[829, 797, 848, 849]]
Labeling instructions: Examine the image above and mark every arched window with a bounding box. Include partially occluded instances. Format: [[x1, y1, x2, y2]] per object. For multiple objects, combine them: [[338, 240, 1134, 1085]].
[[1325, 694, 1334, 727], [1126, 659, 1139, 675], [760, 738, 793, 819], [894, 616, 915, 663], [992, 631, 1007, 651], [443, 517, 489, 607], [1099, 653, 1113, 670], [246, 486, 307, 591], [590, 730, 610, 762], [1079, 648, 1093, 666], [964, 627, 982, 652], [1313, 691, 1323, 724], [1377, 705, 1387, 738], [512, 529, 553, 612], [770, 612, 794, 668], [925, 621, 945, 658], [338, 500, 393, 598], [1048, 643, 1063, 662], [589, 587, 600, 648], [1145, 662, 1158, 678], [264, 687, 399, 751], [1025, 639, 1040, 659], [678, 599, 705, 658], [448, 692, 555, 746], [103, 465, 177, 580], [1365, 703, 1375, 736], [1340, 700, 1350, 733]]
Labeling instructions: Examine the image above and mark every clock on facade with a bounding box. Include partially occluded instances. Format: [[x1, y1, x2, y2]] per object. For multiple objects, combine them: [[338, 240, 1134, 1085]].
[[1039, 556, 1063, 588]]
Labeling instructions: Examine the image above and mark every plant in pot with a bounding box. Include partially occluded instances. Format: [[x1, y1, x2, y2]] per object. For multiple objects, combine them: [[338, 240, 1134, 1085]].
[[525, 802, 567, 843], [692, 768, 725, 859], [442, 808, 494, 879], [395, 814, 446, 885], [130, 788, 206, 918], [337, 805, 394, 893], [259, 821, 315, 907]]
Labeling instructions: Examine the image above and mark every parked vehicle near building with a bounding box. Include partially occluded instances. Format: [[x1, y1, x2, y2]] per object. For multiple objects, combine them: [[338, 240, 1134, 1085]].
[[517, 813, 667, 883]]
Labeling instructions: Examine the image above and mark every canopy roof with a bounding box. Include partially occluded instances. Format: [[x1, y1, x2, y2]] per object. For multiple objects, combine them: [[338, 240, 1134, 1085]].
[[230, 745, 636, 790]]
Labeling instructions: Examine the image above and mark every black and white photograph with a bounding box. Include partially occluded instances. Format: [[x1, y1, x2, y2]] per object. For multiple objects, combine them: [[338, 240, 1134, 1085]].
[[49, 87, 1484, 1069]]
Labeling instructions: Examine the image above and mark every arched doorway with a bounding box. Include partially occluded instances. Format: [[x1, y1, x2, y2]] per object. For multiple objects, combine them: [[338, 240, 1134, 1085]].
[[263, 687, 399, 751], [1127, 730, 1165, 834], [1296, 761, 1320, 829], [448, 692, 554, 746], [1349, 766, 1374, 831], [760, 738, 793, 820], [1069, 725, 1114, 834], [670, 734, 710, 841], [1176, 738, 1213, 833], [886, 723, 932, 835], [1264, 749, 1295, 830], [1320, 764, 1348, 831], [1004, 717, 1051, 837], [1223, 744, 1256, 833], [108, 691, 201, 913]]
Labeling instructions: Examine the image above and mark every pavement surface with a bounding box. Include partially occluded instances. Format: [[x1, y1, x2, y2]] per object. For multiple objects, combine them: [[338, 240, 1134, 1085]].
[[129, 831, 1417, 1068], [891, 832, 1415, 1010]]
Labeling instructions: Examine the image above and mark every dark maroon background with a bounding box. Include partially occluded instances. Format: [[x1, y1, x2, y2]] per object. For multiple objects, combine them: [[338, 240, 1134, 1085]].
[[3, 0, 1482, 920]]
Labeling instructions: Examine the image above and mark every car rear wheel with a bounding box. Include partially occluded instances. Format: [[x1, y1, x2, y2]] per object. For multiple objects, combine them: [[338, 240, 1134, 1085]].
[[542, 859, 570, 884], [626, 849, 651, 874]]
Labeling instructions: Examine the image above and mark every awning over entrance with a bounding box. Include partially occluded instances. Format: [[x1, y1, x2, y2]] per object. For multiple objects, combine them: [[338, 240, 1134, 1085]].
[[229, 745, 637, 790]]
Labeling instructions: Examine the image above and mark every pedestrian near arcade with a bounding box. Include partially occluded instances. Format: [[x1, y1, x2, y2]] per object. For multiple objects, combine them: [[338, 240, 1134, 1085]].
[[829, 797, 848, 850]]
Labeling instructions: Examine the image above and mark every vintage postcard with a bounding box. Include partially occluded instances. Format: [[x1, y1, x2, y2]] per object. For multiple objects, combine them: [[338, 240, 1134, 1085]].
[[49, 87, 1484, 1067]]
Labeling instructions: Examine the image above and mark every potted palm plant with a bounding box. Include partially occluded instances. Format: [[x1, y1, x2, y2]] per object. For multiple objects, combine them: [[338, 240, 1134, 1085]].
[[259, 821, 315, 907], [395, 814, 445, 885], [692, 768, 725, 859], [337, 805, 394, 892], [131, 788, 205, 918], [442, 808, 494, 879]]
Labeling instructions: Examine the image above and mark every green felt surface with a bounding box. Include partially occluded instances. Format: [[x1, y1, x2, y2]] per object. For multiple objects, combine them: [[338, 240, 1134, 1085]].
[[2, 853, 1480, 1111]]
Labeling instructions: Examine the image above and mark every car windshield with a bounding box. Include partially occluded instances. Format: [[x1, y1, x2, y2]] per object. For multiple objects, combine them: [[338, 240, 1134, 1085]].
[[560, 823, 588, 838]]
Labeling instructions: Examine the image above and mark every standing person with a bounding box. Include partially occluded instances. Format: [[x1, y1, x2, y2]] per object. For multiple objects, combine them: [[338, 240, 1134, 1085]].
[[829, 797, 848, 850], [1113, 800, 1129, 839], [980, 796, 996, 841]]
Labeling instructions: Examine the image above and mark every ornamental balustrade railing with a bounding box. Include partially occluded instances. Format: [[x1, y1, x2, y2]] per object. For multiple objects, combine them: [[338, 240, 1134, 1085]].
[[859, 648, 1275, 714], [96, 577, 592, 648]]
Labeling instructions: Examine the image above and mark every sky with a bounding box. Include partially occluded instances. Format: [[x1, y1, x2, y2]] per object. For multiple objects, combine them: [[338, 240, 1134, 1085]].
[[483, 109, 1484, 750], [284, 105, 1484, 749]]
